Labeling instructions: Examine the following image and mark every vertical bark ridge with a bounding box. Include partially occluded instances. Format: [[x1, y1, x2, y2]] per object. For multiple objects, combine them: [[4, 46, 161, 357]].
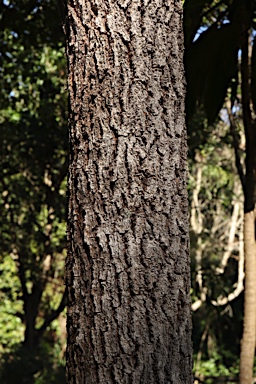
[[66, 0, 192, 383]]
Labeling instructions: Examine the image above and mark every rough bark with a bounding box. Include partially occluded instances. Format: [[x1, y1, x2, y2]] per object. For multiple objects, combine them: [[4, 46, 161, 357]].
[[65, 1, 193, 383]]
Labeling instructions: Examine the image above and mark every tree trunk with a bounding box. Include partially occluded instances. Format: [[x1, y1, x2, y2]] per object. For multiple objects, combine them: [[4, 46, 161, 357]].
[[65, 1, 193, 383], [239, 28, 256, 384], [23, 290, 41, 349], [240, 211, 256, 384]]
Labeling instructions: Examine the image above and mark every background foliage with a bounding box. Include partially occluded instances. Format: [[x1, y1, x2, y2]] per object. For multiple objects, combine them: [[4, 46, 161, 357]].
[[185, 0, 256, 382], [0, 0, 67, 382]]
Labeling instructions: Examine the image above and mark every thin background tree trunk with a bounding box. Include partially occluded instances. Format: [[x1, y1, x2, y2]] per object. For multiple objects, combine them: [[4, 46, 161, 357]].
[[65, 0, 193, 383], [239, 26, 256, 384], [240, 211, 256, 384]]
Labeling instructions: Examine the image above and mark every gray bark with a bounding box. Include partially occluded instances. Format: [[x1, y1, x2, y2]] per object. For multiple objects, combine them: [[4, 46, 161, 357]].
[[65, 0, 193, 383]]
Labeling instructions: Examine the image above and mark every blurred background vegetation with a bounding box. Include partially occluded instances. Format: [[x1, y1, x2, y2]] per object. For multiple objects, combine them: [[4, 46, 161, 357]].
[[1, 0, 256, 383], [0, 0, 67, 382]]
